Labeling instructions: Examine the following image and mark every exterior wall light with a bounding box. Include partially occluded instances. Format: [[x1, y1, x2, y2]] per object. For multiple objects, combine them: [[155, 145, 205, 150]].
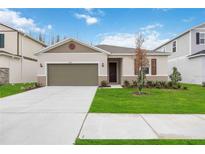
[[102, 62, 104, 67], [40, 63, 43, 68]]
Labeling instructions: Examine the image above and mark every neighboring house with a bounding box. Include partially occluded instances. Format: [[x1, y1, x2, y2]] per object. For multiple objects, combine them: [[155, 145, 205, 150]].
[[0, 23, 46, 84], [35, 38, 169, 86], [154, 23, 205, 84]]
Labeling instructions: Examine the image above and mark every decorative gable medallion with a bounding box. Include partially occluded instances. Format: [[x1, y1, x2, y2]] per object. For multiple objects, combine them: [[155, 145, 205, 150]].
[[68, 43, 76, 50]]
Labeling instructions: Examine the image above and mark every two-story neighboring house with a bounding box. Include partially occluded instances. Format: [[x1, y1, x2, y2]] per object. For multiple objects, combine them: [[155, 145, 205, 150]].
[[154, 23, 205, 84], [0, 23, 46, 84]]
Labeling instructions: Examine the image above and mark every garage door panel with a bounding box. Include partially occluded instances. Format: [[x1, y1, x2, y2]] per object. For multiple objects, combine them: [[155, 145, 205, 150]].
[[47, 64, 98, 86]]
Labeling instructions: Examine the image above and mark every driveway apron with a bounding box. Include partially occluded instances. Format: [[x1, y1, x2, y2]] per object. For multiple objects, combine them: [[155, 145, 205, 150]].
[[0, 86, 97, 145]]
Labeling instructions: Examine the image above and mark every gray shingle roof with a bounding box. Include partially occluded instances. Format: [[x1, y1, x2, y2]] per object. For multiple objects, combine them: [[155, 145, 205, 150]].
[[96, 44, 169, 55]]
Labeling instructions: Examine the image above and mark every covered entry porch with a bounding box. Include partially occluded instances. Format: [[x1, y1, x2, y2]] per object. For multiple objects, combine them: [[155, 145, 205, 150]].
[[107, 58, 122, 84]]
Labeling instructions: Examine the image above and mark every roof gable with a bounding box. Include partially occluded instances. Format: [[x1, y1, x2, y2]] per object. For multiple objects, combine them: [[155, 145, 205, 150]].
[[0, 23, 46, 47], [35, 38, 110, 55], [154, 22, 205, 50]]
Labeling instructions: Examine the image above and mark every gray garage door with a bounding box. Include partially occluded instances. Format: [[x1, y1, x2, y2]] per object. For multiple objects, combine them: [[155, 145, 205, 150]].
[[47, 64, 98, 86]]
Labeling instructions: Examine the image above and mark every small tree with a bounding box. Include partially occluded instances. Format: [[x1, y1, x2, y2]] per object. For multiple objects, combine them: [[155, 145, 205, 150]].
[[169, 67, 182, 85], [38, 33, 45, 42], [135, 34, 149, 94]]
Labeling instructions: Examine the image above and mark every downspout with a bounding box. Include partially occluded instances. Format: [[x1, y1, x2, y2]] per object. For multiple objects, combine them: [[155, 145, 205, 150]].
[[20, 33, 26, 83]]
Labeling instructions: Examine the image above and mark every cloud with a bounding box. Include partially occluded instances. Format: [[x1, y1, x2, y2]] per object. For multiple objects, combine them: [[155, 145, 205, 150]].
[[98, 23, 169, 50], [47, 24, 52, 30], [99, 33, 136, 48], [0, 8, 52, 33], [74, 9, 104, 25], [75, 13, 98, 25], [182, 17, 195, 23], [140, 23, 163, 31]]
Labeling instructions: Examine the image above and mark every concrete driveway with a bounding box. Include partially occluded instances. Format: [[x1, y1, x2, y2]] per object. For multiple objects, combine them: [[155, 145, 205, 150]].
[[0, 86, 97, 145]]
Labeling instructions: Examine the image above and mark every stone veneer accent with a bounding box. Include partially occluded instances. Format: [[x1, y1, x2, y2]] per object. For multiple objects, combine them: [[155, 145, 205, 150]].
[[98, 76, 108, 85], [0, 68, 9, 85], [121, 75, 168, 84], [37, 75, 108, 86], [37, 76, 47, 86]]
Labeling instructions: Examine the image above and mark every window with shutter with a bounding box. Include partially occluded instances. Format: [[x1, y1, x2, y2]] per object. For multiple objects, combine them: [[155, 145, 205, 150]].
[[0, 34, 5, 48], [196, 32, 200, 44], [199, 33, 205, 44], [151, 59, 157, 75]]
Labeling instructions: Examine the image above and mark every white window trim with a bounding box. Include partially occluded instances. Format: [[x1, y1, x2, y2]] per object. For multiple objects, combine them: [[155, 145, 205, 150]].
[[172, 40, 177, 52], [0, 33, 5, 48], [199, 32, 205, 45]]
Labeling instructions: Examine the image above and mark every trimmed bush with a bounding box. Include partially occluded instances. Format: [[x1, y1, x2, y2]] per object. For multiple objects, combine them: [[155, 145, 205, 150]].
[[123, 80, 130, 88], [155, 81, 161, 89], [100, 80, 109, 87], [202, 82, 205, 87], [146, 81, 154, 88], [132, 80, 138, 88]]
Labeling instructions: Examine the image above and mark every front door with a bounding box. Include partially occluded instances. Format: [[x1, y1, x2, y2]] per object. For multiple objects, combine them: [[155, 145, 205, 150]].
[[109, 62, 117, 83]]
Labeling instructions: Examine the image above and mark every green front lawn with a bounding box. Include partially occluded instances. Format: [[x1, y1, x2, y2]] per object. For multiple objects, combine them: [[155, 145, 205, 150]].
[[0, 83, 36, 98], [89, 84, 205, 114], [75, 139, 205, 145]]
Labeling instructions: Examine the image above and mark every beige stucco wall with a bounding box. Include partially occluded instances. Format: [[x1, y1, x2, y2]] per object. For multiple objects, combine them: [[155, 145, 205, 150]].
[[0, 24, 45, 58], [0, 24, 45, 83], [0, 25, 18, 55], [22, 58, 38, 82], [0, 56, 21, 83], [108, 55, 168, 76], [0, 55, 38, 83], [157, 32, 190, 59], [19, 34, 45, 59], [37, 52, 108, 85]]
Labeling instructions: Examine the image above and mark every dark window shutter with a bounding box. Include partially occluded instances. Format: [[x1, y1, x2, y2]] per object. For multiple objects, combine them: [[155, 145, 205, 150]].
[[151, 59, 157, 75], [0, 34, 5, 48], [196, 32, 200, 45]]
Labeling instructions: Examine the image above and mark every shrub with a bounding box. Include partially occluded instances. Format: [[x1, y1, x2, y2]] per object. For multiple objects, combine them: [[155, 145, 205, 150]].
[[183, 86, 188, 90], [123, 80, 130, 88], [146, 81, 154, 88], [101, 80, 108, 87], [167, 81, 173, 88], [177, 84, 181, 89], [155, 81, 161, 89], [35, 82, 42, 87], [160, 81, 167, 87], [169, 67, 182, 86], [172, 85, 178, 89], [202, 82, 205, 87], [132, 80, 138, 88]]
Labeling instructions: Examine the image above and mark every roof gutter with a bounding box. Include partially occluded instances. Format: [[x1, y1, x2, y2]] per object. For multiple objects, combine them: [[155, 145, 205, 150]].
[[110, 53, 171, 56], [188, 54, 205, 59], [0, 52, 21, 59]]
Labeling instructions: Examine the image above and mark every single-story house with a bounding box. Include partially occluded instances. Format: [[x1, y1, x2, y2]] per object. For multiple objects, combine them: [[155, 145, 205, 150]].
[[0, 23, 46, 84], [35, 38, 170, 86]]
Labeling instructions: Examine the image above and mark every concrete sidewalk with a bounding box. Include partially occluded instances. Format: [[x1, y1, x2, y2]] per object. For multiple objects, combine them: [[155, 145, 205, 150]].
[[79, 113, 205, 139]]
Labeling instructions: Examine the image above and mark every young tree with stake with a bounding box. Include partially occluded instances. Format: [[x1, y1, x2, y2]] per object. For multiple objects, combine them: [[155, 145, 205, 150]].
[[135, 34, 149, 94]]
